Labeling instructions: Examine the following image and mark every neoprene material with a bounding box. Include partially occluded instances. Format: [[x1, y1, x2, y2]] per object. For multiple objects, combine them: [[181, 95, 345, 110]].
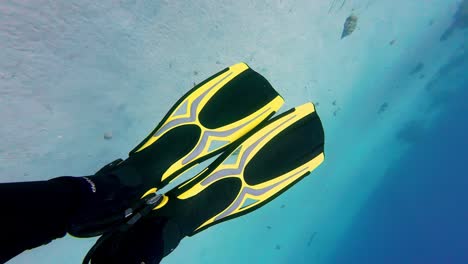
[[0, 177, 88, 263]]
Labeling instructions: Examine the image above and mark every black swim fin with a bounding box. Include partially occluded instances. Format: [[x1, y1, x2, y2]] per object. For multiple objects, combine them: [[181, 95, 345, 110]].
[[68, 63, 284, 237], [153, 102, 325, 236], [83, 103, 325, 264]]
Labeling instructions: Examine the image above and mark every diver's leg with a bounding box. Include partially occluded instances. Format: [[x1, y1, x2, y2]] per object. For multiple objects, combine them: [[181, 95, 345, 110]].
[[0, 177, 86, 263], [0, 174, 170, 264]]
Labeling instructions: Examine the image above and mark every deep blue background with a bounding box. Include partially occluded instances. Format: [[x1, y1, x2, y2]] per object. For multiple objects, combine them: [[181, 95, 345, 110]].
[[331, 83, 468, 263]]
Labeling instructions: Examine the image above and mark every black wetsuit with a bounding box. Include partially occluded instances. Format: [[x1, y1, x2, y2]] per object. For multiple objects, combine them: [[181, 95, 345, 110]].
[[0, 177, 165, 264]]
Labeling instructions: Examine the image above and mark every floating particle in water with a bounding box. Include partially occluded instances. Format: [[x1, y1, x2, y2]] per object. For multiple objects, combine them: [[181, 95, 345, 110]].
[[267, 225, 272, 230], [116, 104, 127, 113], [409, 62, 424, 75], [389, 39, 396, 45], [419, 74, 425, 79], [315, 102, 320, 107], [193, 70, 198, 75], [169, 63, 172, 68], [216, 60, 221, 65], [193, 82, 197, 87], [429, 19, 434, 26], [280, 204, 286, 208], [378, 102, 388, 114], [104, 132, 113, 140], [332, 100, 337, 106], [333, 108, 341, 116], [341, 14, 358, 39], [275, 245, 281, 250], [43, 103, 53, 113], [307, 232, 318, 247]]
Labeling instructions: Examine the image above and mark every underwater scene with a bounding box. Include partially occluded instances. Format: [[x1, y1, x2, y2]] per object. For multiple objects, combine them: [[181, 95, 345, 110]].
[[1, 0, 467, 263]]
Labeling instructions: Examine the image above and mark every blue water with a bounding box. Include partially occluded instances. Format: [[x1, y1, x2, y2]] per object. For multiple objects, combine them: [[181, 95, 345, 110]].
[[1, 0, 467, 263], [330, 86, 468, 263]]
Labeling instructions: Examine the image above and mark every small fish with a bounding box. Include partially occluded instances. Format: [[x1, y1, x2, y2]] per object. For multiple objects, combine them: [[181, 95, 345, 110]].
[[333, 108, 341, 116], [378, 102, 388, 114], [104, 132, 113, 140], [389, 39, 396, 45], [341, 14, 358, 39], [409, 62, 424, 75]]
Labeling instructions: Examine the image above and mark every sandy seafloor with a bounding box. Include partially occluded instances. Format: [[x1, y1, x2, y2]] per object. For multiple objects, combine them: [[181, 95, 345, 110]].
[[1, 0, 467, 263]]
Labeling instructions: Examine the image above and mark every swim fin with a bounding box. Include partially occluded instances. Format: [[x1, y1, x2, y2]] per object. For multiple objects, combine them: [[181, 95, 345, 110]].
[[68, 63, 284, 237], [153, 102, 325, 236], [83, 102, 325, 263]]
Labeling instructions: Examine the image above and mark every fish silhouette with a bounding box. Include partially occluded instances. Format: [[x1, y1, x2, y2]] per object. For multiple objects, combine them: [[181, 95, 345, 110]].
[[341, 14, 358, 39]]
